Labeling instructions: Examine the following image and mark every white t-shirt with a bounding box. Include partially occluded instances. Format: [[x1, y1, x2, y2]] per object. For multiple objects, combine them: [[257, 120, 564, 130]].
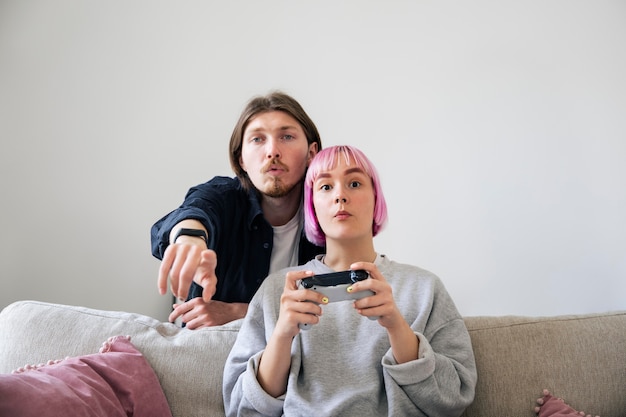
[[268, 204, 302, 274]]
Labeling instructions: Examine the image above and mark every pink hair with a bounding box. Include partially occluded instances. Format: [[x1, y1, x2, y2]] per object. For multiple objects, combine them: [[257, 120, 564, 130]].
[[304, 145, 388, 246]]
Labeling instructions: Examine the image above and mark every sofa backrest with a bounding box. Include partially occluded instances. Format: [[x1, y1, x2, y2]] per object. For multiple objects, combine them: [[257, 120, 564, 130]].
[[462, 312, 626, 417], [1, 301, 625, 417]]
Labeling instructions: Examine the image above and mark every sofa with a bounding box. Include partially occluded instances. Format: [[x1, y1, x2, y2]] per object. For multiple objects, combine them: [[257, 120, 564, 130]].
[[0, 300, 624, 417]]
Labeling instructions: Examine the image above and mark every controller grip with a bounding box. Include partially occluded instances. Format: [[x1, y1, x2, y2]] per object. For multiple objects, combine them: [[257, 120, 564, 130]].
[[296, 287, 380, 330]]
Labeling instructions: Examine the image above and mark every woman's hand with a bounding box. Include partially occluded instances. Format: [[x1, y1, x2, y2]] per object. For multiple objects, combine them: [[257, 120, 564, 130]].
[[347, 262, 420, 363], [274, 270, 329, 339], [345, 262, 402, 327], [258, 269, 328, 397]]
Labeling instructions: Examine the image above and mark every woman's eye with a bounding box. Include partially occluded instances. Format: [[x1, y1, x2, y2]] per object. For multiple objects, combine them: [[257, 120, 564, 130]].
[[320, 184, 331, 191], [349, 181, 361, 188]]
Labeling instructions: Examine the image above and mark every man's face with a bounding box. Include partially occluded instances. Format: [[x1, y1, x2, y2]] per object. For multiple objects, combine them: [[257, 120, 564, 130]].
[[240, 111, 317, 198]]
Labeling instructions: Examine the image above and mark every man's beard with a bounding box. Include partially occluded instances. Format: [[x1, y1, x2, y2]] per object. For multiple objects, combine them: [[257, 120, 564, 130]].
[[262, 172, 305, 199], [260, 158, 303, 198], [263, 178, 292, 198]]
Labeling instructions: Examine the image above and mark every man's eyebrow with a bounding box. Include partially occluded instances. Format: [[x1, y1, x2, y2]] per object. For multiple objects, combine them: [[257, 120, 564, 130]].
[[246, 125, 299, 133]]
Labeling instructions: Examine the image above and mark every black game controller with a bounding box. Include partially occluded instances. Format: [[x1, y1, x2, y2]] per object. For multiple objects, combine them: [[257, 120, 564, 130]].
[[297, 270, 377, 330]]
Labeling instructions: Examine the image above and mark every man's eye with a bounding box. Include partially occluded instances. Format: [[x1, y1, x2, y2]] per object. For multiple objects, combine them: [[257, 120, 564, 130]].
[[251, 136, 263, 143], [283, 134, 294, 140]]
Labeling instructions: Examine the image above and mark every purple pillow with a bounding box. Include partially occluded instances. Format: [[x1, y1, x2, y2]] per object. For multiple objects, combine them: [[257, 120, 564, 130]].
[[0, 335, 172, 417], [535, 389, 600, 417]]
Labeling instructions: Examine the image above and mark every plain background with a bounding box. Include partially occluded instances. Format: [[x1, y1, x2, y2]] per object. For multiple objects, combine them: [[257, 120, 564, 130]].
[[1, 0, 625, 321]]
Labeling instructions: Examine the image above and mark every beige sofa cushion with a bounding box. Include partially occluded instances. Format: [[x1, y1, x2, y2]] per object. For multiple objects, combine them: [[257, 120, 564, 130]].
[[2, 301, 625, 417], [0, 300, 239, 417], [461, 312, 626, 417]]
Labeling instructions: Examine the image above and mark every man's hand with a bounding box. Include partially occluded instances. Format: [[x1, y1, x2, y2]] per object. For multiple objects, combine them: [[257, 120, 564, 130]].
[[157, 242, 218, 303], [169, 298, 248, 328]]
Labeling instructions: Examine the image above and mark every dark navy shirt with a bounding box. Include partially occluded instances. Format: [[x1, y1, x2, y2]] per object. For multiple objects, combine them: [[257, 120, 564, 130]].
[[151, 176, 324, 303]]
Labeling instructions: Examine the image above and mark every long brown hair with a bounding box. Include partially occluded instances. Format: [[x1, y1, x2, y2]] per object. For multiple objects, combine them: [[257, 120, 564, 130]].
[[229, 91, 322, 191]]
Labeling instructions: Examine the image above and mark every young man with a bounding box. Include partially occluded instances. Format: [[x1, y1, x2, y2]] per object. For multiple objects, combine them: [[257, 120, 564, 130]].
[[151, 91, 324, 328]]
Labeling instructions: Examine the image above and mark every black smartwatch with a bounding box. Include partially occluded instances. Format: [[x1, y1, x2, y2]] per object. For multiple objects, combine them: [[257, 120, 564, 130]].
[[173, 228, 208, 244]]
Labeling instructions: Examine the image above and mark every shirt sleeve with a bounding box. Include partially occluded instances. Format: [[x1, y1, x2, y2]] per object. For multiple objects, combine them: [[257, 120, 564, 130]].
[[150, 179, 228, 259]]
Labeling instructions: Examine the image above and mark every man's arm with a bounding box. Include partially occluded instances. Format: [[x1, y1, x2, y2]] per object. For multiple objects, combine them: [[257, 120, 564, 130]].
[[157, 219, 212, 301], [168, 219, 208, 245]]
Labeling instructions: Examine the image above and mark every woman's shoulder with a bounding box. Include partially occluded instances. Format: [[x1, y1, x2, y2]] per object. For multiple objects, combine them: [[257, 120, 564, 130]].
[[378, 254, 441, 282]]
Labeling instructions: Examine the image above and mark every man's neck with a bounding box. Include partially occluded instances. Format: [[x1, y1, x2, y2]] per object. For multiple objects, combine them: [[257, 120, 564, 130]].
[[260, 187, 303, 227]]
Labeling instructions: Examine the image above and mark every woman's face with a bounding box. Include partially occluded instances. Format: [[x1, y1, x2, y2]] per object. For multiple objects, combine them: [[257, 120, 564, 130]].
[[312, 156, 375, 244]]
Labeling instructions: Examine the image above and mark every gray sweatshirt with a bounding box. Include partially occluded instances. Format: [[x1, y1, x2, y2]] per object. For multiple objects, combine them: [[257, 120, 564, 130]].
[[223, 254, 477, 417]]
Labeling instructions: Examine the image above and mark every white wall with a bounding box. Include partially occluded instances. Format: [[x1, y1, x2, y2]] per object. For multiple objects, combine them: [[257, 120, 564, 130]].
[[1, 0, 624, 321]]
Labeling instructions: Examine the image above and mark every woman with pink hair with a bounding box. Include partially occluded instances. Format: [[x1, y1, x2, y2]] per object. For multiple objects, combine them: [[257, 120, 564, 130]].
[[224, 145, 477, 417]]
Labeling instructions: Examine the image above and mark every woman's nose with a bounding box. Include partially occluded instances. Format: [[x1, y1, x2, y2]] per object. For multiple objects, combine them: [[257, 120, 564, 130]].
[[335, 197, 347, 203]]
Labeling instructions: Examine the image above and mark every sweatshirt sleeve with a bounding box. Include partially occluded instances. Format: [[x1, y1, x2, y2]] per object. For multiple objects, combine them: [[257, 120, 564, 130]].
[[380, 280, 477, 417], [222, 281, 285, 417]]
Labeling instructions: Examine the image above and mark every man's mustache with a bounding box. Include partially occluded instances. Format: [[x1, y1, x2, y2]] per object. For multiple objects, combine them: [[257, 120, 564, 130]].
[[262, 159, 289, 173]]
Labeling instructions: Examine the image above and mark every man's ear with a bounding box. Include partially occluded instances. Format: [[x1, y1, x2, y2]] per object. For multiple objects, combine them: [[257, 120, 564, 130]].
[[307, 142, 319, 165]]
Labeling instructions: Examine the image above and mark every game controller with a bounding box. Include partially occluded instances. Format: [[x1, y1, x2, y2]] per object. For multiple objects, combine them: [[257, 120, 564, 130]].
[[297, 270, 378, 330]]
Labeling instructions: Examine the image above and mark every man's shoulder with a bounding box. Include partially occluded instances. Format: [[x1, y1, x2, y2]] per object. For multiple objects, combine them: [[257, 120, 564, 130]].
[[187, 176, 246, 198], [200, 176, 243, 190]]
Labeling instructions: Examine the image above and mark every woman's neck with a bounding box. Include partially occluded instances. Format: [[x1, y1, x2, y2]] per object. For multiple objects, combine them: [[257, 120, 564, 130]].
[[321, 239, 377, 271]]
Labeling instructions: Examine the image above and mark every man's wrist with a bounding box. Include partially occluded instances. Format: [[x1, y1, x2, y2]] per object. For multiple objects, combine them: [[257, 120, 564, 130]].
[[173, 228, 208, 244]]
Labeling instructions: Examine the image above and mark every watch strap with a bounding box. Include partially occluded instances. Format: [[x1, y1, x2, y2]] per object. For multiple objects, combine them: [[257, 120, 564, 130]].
[[173, 228, 208, 244]]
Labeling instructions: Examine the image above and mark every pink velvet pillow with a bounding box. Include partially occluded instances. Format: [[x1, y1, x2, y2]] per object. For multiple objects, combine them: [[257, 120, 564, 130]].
[[535, 389, 600, 417], [0, 335, 172, 417]]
